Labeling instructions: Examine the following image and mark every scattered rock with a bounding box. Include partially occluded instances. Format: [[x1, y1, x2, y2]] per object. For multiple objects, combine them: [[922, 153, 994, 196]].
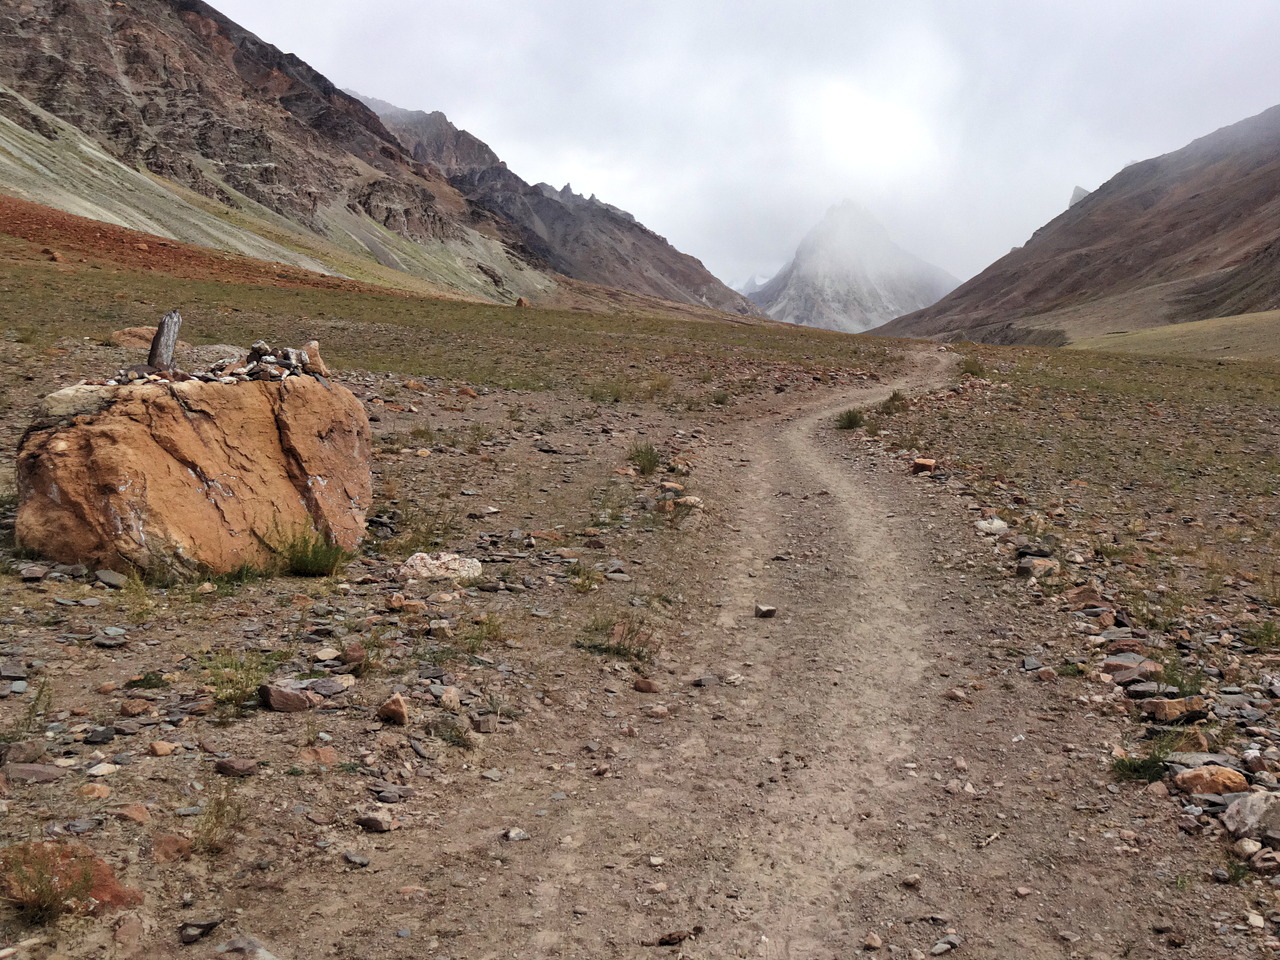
[[930, 934, 962, 955], [1224, 792, 1280, 840], [754, 604, 777, 618], [1140, 697, 1207, 722], [1173, 765, 1248, 796], [258, 685, 321, 713], [298, 746, 340, 765], [114, 804, 150, 824], [355, 809, 397, 833], [375, 693, 409, 725], [1016, 556, 1059, 578], [179, 918, 223, 944], [210, 936, 282, 960], [95, 569, 129, 589], [214, 758, 259, 778], [151, 834, 193, 862], [399, 552, 483, 582]]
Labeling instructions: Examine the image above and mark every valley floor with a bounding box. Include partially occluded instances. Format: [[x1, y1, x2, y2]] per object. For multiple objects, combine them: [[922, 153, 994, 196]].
[[0, 344, 1264, 960]]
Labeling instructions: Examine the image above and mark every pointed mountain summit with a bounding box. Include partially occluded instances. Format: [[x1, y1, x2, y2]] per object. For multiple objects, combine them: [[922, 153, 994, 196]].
[[736, 274, 772, 296], [749, 202, 958, 334]]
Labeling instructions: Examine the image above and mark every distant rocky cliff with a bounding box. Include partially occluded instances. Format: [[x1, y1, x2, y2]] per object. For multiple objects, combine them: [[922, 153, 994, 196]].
[[0, 0, 755, 314], [362, 95, 756, 314]]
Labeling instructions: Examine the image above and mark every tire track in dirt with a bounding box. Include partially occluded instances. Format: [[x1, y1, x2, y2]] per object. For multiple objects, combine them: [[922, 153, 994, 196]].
[[432, 350, 1215, 960]]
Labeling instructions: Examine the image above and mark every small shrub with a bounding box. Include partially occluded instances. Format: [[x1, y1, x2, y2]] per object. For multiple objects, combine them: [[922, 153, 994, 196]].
[[0, 680, 52, 744], [587, 379, 630, 403], [1111, 752, 1167, 783], [0, 843, 96, 924], [568, 561, 603, 593], [641, 373, 674, 399], [0, 482, 17, 514], [710, 389, 731, 406], [201, 650, 285, 716], [458, 614, 504, 653], [662, 498, 698, 529], [877, 390, 909, 415], [1112, 731, 1183, 783], [191, 564, 267, 600], [628, 442, 661, 477], [385, 504, 458, 558], [426, 716, 475, 750], [835, 409, 864, 430], [576, 613, 658, 662], [194, 785, 244, 855], [278, 528, 352, 577], [1245, 621, 1280, 650], [120, 574, 153, 624], [1154, 649, 1206, 696], [485, 693, 523, 720], [959, 356, 986, 377]]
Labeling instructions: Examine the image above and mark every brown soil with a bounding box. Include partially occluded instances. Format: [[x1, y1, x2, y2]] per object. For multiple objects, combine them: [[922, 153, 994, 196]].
[[0, 346, 1258, 960], [0, 193, 399, 293]]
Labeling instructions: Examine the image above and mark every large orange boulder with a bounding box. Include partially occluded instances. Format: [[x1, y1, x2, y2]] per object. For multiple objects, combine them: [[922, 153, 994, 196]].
[[16, 376, 371, 576]]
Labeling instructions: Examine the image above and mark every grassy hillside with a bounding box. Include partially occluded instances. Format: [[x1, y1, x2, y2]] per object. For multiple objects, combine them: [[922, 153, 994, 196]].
[[1071, 308, 1280, 360]]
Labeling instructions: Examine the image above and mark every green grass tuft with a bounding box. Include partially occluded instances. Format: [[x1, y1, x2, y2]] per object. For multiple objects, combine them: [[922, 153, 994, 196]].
[[835, 408, 865, 430], [276, 527, 353, 577], [628, 442, 662, 477]]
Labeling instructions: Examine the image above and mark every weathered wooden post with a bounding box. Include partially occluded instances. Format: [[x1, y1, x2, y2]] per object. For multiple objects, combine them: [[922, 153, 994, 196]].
[[147, 309, 183, 371]]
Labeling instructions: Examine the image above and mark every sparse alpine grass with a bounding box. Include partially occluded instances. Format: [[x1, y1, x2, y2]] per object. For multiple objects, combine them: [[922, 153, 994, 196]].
[[194, 785, 245, 854], [877, 389, 909, 415], [576, 612, 658, 662], [200, 650, 288, 717], [628, 442, 661, 476], [276, 527, 353, 577], [0, 843, 97, 924], [835, 408, 864, 430]]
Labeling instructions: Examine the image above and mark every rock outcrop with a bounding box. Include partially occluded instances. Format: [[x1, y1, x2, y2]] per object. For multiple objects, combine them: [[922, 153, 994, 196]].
[[16, 376, 371, 576]]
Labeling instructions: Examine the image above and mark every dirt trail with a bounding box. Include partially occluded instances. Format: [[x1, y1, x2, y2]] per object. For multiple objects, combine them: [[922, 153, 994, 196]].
[[85, 349, 1228, 960], [468, 352, 1202, 960]]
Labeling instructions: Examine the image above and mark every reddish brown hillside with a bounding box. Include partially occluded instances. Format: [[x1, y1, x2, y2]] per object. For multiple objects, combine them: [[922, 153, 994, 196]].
[[878, 103, 1280, 343], [0, 192, 392, 292]]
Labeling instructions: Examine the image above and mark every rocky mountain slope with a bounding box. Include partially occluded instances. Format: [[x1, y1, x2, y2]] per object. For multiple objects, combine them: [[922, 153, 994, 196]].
[[749, 201, 957, 334], [360, 95, 755, 314], [0, 0, 752, 313], [878, 103, 1280, 344]]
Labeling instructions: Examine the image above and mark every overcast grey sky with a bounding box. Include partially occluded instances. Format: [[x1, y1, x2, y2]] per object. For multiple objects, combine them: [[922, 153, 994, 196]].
[[212, 0, 1280, 287]]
